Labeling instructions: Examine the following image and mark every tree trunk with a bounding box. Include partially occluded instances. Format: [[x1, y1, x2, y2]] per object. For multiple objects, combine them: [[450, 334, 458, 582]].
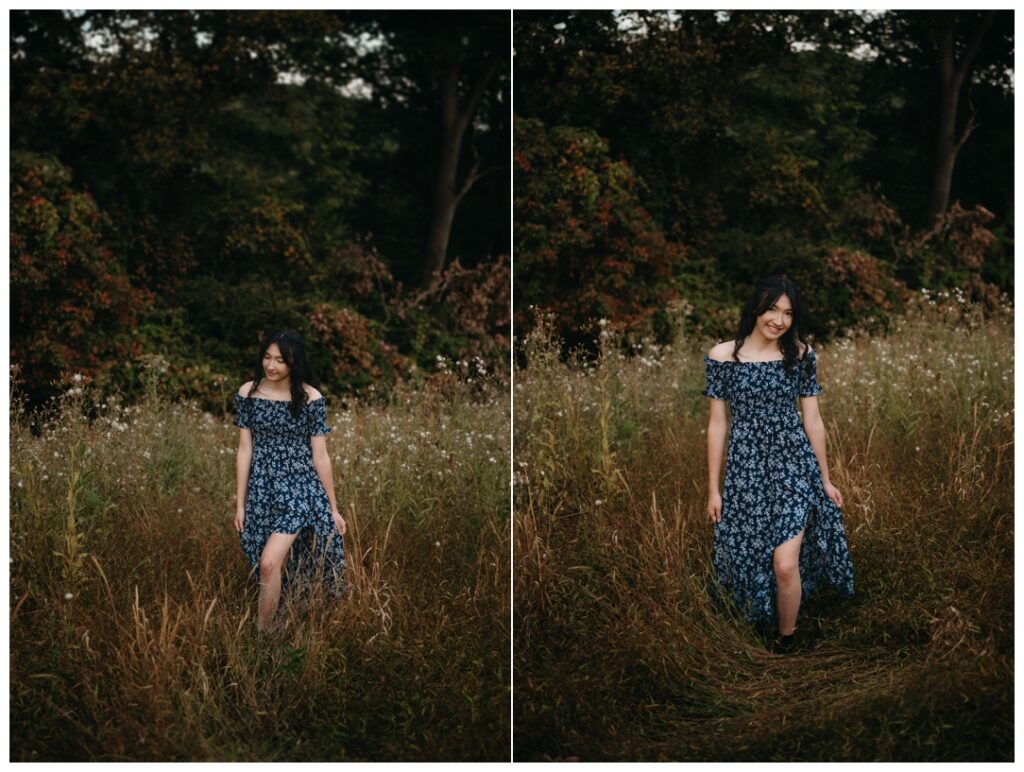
[[419, 52, 502, 290], [926, 11, 996, 227], [928, 30, 959, 227], [421, 145, 461, 290], [421, 61, 462, 290]]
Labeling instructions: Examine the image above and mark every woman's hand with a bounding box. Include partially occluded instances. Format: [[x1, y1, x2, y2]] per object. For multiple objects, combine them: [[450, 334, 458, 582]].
[[233, 510, 244, 533], [707, 491, 722, 524], [332, 510, 347, 537], [823, 482, 843, 509]]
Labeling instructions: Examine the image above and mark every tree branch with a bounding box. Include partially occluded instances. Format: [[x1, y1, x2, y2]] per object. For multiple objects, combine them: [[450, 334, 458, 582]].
[[456, 164, 505, 205], [454, 51, 502, 138], [953, 10, 996, 91], [953, 82, 980, 154]]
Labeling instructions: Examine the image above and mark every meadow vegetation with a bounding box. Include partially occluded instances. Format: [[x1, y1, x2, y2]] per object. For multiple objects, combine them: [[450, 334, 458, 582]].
[[10, 362, 510, 761], [513, 289, 1013, 761]]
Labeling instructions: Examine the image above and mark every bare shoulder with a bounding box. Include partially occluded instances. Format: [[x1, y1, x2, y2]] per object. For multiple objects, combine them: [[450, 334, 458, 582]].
[[304, 383, 323, 401], [707, 341, 735, 362], [237, 380, 255, 397]]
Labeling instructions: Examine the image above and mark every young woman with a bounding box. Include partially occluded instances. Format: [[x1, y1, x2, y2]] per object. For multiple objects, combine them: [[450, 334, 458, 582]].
[[702, 276, 854, 654], [233, 329, 347, 631]]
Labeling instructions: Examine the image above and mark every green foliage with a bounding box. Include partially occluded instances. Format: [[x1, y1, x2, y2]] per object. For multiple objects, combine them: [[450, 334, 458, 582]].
[[513, 10, 1012, 347], [514, 116, 686, 349], [11, 10, 510, 413]]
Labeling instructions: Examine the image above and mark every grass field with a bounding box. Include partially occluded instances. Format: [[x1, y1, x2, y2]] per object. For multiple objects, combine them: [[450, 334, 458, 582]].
[[10, 365, 510, 761], [513, 290, 1013, 761]]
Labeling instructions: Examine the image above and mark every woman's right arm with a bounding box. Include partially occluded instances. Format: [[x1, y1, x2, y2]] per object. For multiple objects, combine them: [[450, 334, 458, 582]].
[[706, 400, 728, 522], [235, 428, 253, 527]]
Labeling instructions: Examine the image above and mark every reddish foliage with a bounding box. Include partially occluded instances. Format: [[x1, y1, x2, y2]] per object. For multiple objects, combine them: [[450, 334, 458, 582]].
[[927, 202, 996, 271], [10, 153, 152, 401], [306, 303, 407, 390]]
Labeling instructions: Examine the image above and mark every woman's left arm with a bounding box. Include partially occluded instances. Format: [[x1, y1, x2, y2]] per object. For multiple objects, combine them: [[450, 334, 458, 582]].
[[311, 436, 342, 515], [800, 395, 832, 485]]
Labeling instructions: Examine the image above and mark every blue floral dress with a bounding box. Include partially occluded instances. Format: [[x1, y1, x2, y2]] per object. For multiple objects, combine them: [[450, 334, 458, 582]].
[[702, 348, 854, 627], [234, 392, 346, 598]]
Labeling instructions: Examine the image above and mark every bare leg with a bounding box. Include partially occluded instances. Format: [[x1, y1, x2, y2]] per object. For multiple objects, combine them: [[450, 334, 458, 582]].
[[258, 531, 300, 631], [773, 529, 804, 636]]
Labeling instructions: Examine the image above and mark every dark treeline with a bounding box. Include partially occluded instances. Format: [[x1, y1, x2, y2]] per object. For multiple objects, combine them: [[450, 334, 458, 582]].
[[513, 10, 1013, 350], [12, 10, 510, 410]]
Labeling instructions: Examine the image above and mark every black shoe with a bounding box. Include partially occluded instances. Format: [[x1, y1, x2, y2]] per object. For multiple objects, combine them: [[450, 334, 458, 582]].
[[771, 626, 798, 654]]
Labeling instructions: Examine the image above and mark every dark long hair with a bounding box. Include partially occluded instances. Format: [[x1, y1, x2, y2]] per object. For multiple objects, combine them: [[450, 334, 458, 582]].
[[731, 276, 810, 376], [244, 329, 319, 420]]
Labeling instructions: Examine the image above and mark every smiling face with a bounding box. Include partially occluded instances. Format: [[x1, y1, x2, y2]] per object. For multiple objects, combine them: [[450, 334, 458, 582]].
[[262, 343, 291, 386], [757, 293, 793, 339]]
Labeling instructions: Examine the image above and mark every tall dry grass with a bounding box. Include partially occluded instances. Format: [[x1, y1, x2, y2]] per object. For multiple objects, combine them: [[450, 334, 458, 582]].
[[513, 289, 1013, 761], [11, 364, 510, 761]]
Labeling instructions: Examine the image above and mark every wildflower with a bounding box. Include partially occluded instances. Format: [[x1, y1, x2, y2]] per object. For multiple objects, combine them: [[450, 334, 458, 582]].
[[72, 373, 83, 383], [434, 541, 441, 547], [64, 592, 74, 600]]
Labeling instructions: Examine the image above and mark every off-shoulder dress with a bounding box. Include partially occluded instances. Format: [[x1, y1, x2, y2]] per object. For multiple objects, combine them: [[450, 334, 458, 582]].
[[702, 348, 854, 626], [234, 392, 345, 598]]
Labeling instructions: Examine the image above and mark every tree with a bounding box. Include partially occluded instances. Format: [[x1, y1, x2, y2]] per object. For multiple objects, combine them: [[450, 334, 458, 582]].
[[11, 10, 512, 406], [857, 11, 1011, 226], [514, 12, 875, 303], [333, 11, 510, 289]]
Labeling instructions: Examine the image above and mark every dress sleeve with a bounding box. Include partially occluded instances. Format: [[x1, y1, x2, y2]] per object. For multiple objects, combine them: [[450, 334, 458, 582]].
[[798, 348, 824, 397], [701, 356, 730, 401], [233, 393, 252, 429], [308, 398, 332, 437]]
